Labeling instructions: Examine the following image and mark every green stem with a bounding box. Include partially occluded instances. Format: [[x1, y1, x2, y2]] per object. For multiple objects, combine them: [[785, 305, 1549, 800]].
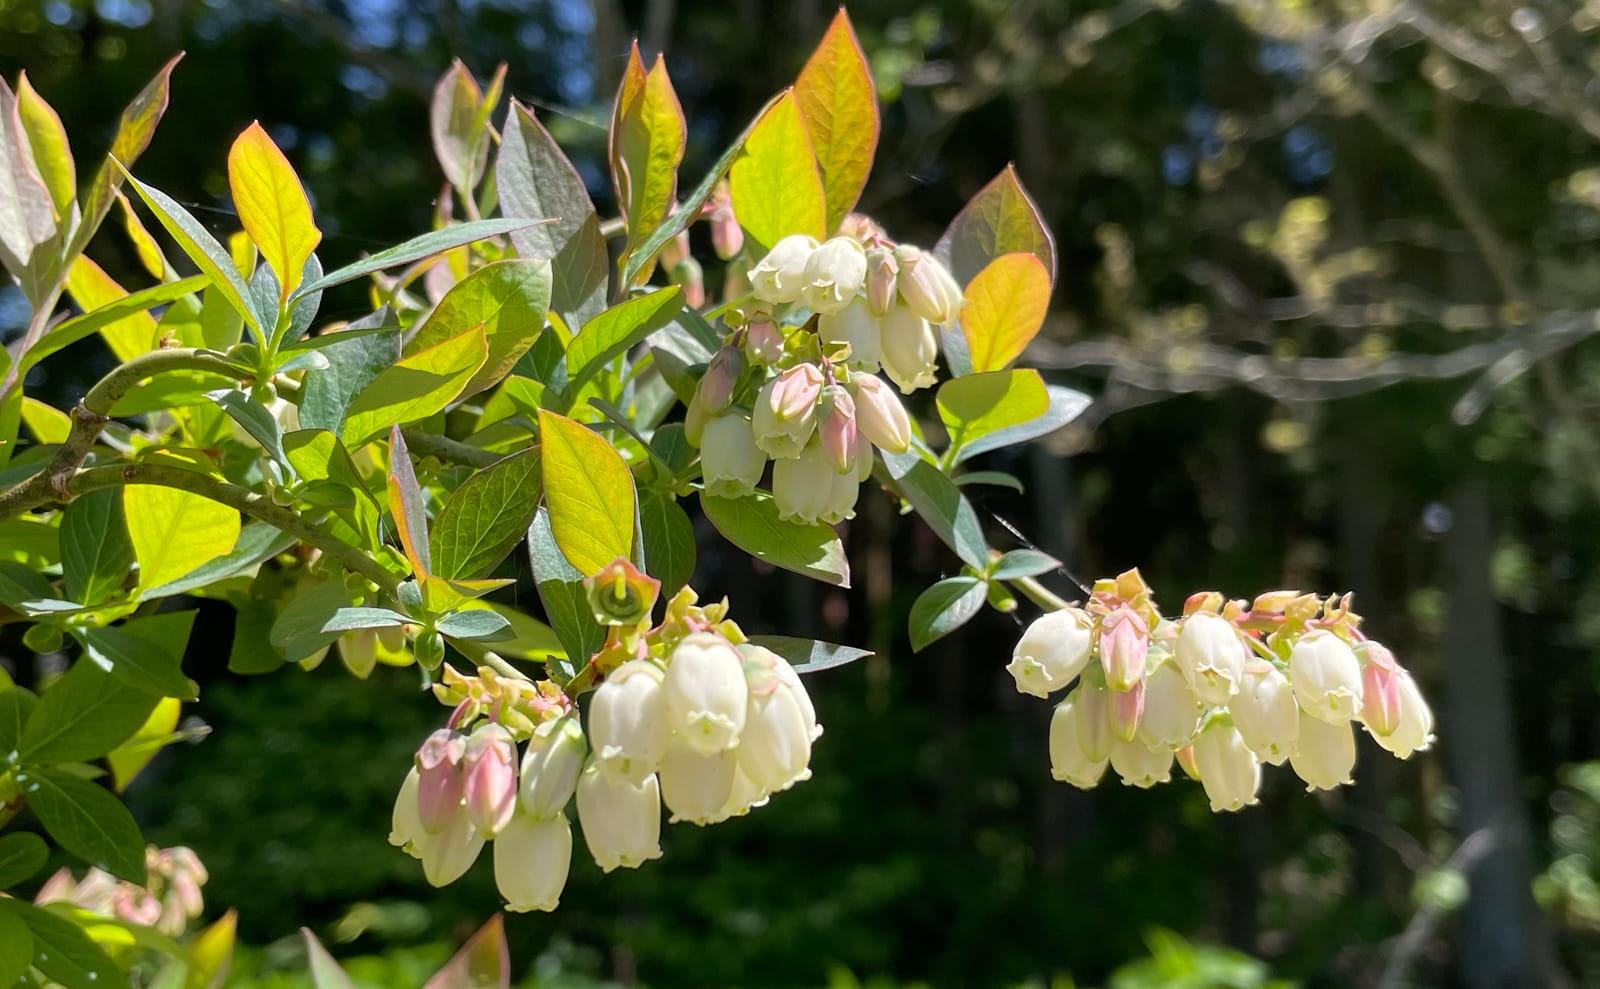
[[399, 428, 506, 468], [1008, 575, 1074, 612], [83, 348, 247, 416]]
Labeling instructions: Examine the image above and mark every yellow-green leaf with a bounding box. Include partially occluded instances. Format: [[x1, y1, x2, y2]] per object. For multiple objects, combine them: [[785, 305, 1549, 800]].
[[117, 191, 167, 279], [795, 9, 878, 233], [20, 397, 68, 443], [610, 44, 685, 258], [538, 410, 635, 576], [341, 327, 488, 446], [107, 696, 180, 792], [125, 477, 241, 592], [729, 90, 826, 253], [962, 253, 1050, 372], [15, 72, 74, 219], [184, 910, 237, 989], [935, 165, 1057, 288], [406, 258, 551, 399], [936, 369, 1050, 456], [65, 256, 159, 362], [227, 122, 321, 304]]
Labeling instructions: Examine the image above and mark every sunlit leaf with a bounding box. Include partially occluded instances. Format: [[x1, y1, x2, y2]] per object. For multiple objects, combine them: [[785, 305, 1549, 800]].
[[880, 449, 987, 569], [795, 9, 878, 233], [528, 509, 604, 668], [25, 274, 205, 370], [538, 410, 636, 576], [431, 60, 503, 198], [15, 72, 74, 218], [293, 218, 543, 302], [937, 369, 1050, 458], [341, 327, 487, 446], [406, 258, 551, 399], [431, 447, 542, 580], [184, 910, 237, 989], [19, 658, 158, 764], [84, 610, 198, 699], [0, 900, 122, 988], [300, 928, 355, 989], [227, 122, 321, 305], [106, 696, 181, 792], [22, 766, 148, 883], [954, 384, 1090, 464], [908, 576, 987, 651], [961, 253, 1050, 373], [64, 255, 161, 362], [562, 286, 682, 399], [125, 475, 241, 592], [610, 44, 685, 264], [700, 491, 849, 587], [934, 165, 1057, 288], [728, 91, 826, 252], [746, 634, 871, 675], [387, 426, 432, 578], [422, 913, 510, 989], [20, 395, 69, 443], [0, 76, 57, 284]]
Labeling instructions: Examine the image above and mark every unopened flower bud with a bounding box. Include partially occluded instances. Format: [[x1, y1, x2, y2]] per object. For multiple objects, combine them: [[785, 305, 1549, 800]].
[[752, 366, 823, 460], [851, 374, 912, 454], [1289, 710, 1356, 791], [390, 768, 426, 856], [585, 557, 661, 627], [589, 660, 670, 785], [659, 743, 738, 825], [338, 629, 379, 679], [1138, 659, 1203, 749], [462, 724, 519, 838], [708, 181, 742, 260], [744, 318, 785, 366], [818, 385, 858, 474], [660, 228, 691, 270], [1176, 612, 1246, 704], [1192, 721, 1262, 812], [1073, 681, 1116, 763], [1183, 590, 1225, 615], [865, 246, 898, 316], [1250, 589, 1303, 614], [801, 237, 868, 314], [415, 729, 467, 834], [700, 414, 767, 498], [772, 443, 837, 524], [414, 629, 445, 670], [1007, 607, 1094, 698], [1371, 670, 1433, 759], [749, 234, 817, 303], [836, 213, 885, 242], [696, 346, 744, 412], [1230, 661, 1299, 765], [1110, 737, 1172, 788], [1099, 607, 1149, 691], [879, 307, 938, 393], [1358, 642, 1402, 737], [664, 632, 748, 755], [1049, 695, 1108, 788], [575, 759, 662, 872], [1109, 679, 1145, 742], [738, 648, 815, 792], [494, 813, 571, 913], [819, 298, 882, 372], [1288, 630, 1364, 725], [518, 715, 586, 819], [893, 245, 964, 324]]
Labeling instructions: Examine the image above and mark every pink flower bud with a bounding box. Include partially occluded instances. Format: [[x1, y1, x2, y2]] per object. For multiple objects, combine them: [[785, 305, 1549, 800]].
[[1098, 607, 1149, 691], [695, 346, 744, 412], [865, 246, 898, 316], [707, 180, 743, 260], [819, 385, 858, 474], [837, 213, 885, 242], [670, 256, 705, 309], [851, 374, 912, 454], [744, 318, 785, 365], [462, 724, 519, 838], [1108, 678, 1145, 742], [660, 228, 691, 270], [893, 244, 964, 325], [1359, 642, 1403, 737], [770, 363, 825, 422], [415, 729, 467, 834]]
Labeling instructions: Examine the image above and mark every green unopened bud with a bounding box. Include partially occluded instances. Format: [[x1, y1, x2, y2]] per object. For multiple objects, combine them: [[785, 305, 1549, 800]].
[[415, 629, 445, 670], [585, 557, 661, 627], [250, 380, 278, 405], [22, 624, 62, 654], [269, 483, 296, 507]]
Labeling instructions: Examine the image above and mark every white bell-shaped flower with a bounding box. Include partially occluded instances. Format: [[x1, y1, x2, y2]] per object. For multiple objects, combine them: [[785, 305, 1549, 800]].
[[588, 660, 670, 785], [1006, 607, 1094, 698], [1109, 738, 1173, 788], [389, 767, 426, 859], [769, 652, 823, 742], [493, 812, 571, 913], [822, 458, 862, 524], [1137, 658, 1203, 750], [1176, 612, 1247, 705], [752, 373, 820, 461], [1229, 661, 1299, 765], [1289, 630, 1364, 725], [1049, 696, 1108, 789], [1072, 681, 1116, 763], [748, 234, 818, 303], [574, 759, 662, 873], [1191, 721, 1261, 813], [700, 414, 768, 499], [659, 743, 738, 825], [663, 632, 749, 754], [819, 298, 882, 372], [773, 442, 841, 525], [879, 306, 938, 393], [1371, 670, 1434, 759], [415, 807, 485, 887], [711, 766, 769, 823], [737, 651, 815, 792], [1289, 710, 1356, 791], [518, 715, 586, 819], [801, 236, 868, 314]]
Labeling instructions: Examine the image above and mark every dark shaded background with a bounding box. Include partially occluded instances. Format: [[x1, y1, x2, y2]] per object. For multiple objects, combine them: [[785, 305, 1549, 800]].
[[3, 0, 1599, 986]]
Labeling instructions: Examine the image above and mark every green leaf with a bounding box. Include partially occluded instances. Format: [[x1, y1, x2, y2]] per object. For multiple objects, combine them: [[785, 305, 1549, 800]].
[[436, 609, 513, 642], [60, 488, 134, 606], [746, 634, 871, 675], [0, 908, 29, 987], [184, 910, 237, 989], [0, 832, 48, 887], [19, 659, 159, 763], [320, 607, 410, 633], [20, 395, 69, 443], [125, 479, 241, 593], [563, 287, 683, 400], [117, 166, 268, 341], [83, 612, 198, 699], [538, 410, 636, 576], [270, 579, 365, 664], [301, 927, 356, 989], [341, 327, 488, 447], [498, 102, 608, 326], [700, 491, 850, 587], [23, 276, 207, 372], [0, 77, 58, 288], [106, 696, 181, 792], [0, 559, 59, 613], [527, 509, 605, 668], [228, 122, 321, 304], [880, 449, 988, 569], [937, 369, 1050, 459], [795, 9, 879, 232], [16, 71, 74, 218], [208, 388, 288, 464], [431, 60, 501, 198], [140, 522, 297, 599], [0, 515, 59, 571], [639, 490, 695, 597], [406, 258, 552, 399], [961, 254, 1050, 373], [610, 46, 686, 267], [228, 598, 283, 675], [908, 576, 987, 651], [296, 313, 401, 434], [470, 604, 563, 662], [934, 165, 1057, 288], [728, 90, 827, 253], [22, 766, 147, 882], [294, 218, 545, 302], [0, 686, 38, 754], [431, 447, 542, 580], [955, 385, 1090, 464], [422, 914, 509, 989], [954, 470, 1025, 493], [990, 549, 1062, 581], [0, 899, 123, 988]]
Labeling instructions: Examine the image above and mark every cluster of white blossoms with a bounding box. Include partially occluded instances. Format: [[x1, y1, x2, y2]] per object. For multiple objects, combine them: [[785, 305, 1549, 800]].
[[1007, 569, 1435, 812], [686, 219, 966, 525], [388, 567, 821, 913]]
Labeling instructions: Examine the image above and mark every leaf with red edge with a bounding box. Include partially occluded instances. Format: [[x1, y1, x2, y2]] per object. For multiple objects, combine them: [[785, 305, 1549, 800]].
[[934, 165, 1057, 289], [423, 914, 510, 989], [386, 426, 431, 578], [609, 43, 685, 268], [795, 9, 879, 233]]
